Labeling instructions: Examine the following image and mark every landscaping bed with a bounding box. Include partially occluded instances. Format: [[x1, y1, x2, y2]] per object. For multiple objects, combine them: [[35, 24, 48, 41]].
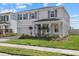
[[0, 46, 69, 56], [0, 33, 17, 38], [4, 35, 79, 50]]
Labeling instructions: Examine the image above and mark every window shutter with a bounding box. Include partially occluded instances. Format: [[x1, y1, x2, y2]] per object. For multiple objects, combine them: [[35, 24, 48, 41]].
[[30, 13, 31, 19], [48, 10, 50, 18], [55, 9, 57, 17]]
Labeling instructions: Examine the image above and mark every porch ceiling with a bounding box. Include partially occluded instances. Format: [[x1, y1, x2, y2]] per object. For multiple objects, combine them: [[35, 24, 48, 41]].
[[34, 18, 60, 22], [0, 22, 9, 24], [0, 22, 9, 25]]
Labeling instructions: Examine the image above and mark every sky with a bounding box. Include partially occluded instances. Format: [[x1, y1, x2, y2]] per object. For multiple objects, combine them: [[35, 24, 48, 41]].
[[0, 3, 78, 29]]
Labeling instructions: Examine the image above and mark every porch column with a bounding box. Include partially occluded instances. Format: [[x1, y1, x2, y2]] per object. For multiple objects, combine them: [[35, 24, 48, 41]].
[[48, 23, 52, 35], [2, 25, 5, 35], [58, 22, 62, 38], [34, 24, 38, 36], [41, 24, 43, 36], [59, 22, 64, 38]]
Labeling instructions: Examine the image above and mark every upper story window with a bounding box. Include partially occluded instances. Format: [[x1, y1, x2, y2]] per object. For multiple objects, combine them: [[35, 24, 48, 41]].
[[0, 15, 9, 22], [48, 9, 57, 18], [30, 12, 37, 19], [11, 14, 16, 20], [50, 11, 54, 17], [0, 16, 4, 21], [23, 13, 28, 19], [18, 14, 22, 20], [5, 15, 9, 21]]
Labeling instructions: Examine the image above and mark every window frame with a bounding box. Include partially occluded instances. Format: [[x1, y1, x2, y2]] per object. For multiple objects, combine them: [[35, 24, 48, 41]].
[[18, 14, 22, 20], [23, 13, 28, 19], [30, 12, 37, 19], [49, 9, 57, 18]]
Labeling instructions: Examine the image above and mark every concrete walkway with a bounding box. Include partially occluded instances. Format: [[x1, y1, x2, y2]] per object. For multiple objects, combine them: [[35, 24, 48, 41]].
[[0, 36, 20, 42], [0, 53, 11, 56], [0, 43, 79, 56]]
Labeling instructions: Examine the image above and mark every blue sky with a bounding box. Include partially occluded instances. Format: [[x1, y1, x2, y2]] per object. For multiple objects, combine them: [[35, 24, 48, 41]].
[[0, 3, 78, 29]]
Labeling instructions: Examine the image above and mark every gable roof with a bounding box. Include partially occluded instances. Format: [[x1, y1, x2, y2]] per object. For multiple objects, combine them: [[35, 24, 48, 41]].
[[17, 6, 64, 13]]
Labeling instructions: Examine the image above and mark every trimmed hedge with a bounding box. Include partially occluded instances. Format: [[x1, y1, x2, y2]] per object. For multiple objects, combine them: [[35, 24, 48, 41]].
[[19, 34, 59, 40]]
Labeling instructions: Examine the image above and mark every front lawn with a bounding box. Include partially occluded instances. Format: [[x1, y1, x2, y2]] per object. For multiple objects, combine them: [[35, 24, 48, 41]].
[[4, 35, 79, 50], [0, 46, 69, 56]]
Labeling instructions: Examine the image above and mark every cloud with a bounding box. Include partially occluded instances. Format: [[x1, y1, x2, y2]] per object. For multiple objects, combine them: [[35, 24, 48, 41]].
[[56, 3, 63, 6], [16, 3, 26, 9], [43, 3, 48, 7], [70, 14, 79, 18], [0, 9, 16, 13]]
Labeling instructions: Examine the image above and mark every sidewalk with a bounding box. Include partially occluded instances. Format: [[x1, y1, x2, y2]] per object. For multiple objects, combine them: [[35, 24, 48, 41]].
[[0, 43, 79, 56], [0, 53, 11, 56], [0, 36, 20, 42]]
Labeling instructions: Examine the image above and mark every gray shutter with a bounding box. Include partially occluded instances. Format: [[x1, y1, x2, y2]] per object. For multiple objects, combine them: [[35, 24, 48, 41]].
[[48, 10, 50, 18], [55, 9, 57, 17]]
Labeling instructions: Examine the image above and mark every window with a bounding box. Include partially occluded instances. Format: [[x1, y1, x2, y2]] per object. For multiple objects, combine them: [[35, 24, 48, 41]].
[[6, 16, 9, 21], [54, 24, 58, 32], [5, 15, 9, 21], [30, 12, 37, 19], [18, 14, 22, 20], [31, 13, 35, 19], [11, 14, 16, 20], [1, 16, 4, 21], [48, 9, 57, 18], [23, 13, 28, 19], [4, 16, 5, 21], [50, 11, 54, 17], [0, 16, 1, 21], [5, 29, 8, 33], [5, 25, 8, 29]]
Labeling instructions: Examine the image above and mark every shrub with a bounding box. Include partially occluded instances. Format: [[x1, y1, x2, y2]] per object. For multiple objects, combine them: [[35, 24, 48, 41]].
[[19, 34, 31, 39], [47, 35, 59, 40]]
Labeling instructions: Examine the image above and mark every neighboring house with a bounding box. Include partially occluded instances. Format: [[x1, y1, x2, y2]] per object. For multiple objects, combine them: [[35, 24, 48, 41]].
[[17, 6, 70, 38], [70, 29, 79, 34], [0, 6, 70, 38], [0, 12, 17, 35]]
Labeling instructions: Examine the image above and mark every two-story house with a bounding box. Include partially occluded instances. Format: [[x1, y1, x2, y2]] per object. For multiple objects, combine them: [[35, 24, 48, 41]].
[[0, 12, 17, 35], [17, 6, 70, 38]]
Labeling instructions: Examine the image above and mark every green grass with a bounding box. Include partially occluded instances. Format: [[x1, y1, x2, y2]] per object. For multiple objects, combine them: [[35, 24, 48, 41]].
[[0, 46, 69, 56], [4, 35, 79, 50]]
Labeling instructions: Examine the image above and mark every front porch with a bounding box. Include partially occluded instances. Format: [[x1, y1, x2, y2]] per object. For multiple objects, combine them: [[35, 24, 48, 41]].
[[0, 22, 12, 35], [33, 19, 64, 38]]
